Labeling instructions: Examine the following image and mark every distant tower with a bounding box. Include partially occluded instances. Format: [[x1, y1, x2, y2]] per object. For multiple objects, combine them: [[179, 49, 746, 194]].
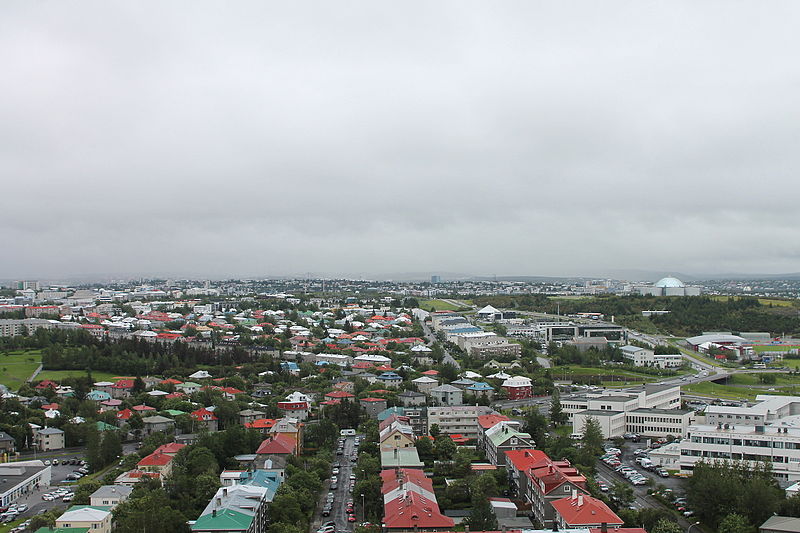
[[431, 275, 441, 284]]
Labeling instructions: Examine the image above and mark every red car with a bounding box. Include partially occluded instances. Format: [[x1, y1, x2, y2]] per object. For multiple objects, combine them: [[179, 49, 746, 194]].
[[348, 516, 356, 522]]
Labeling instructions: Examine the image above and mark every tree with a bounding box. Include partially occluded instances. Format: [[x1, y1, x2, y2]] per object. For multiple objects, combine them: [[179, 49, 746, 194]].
[[610, 480, 634, 508], [466, 473, 499, 530], [581, 416, 604, 455], [525, 410, 548, 448], [550, 388, 566, 425], [429, 424, 441, 438], [113, 488, 189, 533], [651, 518, 683, 533], [434, 435, 456, 461], [719, 513, 752, 533], [100, 430, 122, 467]]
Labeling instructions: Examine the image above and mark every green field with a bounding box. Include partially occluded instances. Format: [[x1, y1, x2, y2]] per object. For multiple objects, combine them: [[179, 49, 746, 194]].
[[683, 381, 761, 400], [419, 299, 469, 311], [554, 365, 675, 384], [753, 344, 800, 353], [723, 372, 800, 386], [35, 369, 121, 382], [0, 349, 42, 390]]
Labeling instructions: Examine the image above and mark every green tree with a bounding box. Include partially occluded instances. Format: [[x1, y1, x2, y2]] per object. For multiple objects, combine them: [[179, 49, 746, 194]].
[[651, 518, 683, 533], [581, 416, 604, 455], [610, 480, 634, 508], [429, 423, 441, 438], [719, 513, 753, 533], [550, 388, 566, 425], [113, 488, 189, 533], [100, 430, 122, 467], [434, 435, 456, 460]]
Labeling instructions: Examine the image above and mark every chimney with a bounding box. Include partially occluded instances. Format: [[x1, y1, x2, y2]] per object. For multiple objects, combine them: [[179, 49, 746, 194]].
[[578, 494, 584, 507], [571, 489, 577, 501], [601, 523, 608, 533], [216, 498, 222, 506], [212, 510, 217, 517], [223, 488, 228, 497]]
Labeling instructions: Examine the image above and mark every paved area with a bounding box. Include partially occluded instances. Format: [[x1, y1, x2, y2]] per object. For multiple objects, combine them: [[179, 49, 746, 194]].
[[310, 435, 358, 533]]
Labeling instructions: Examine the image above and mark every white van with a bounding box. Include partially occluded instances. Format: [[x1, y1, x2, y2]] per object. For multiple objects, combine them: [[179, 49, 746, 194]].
[[340, 429, 356, 436]]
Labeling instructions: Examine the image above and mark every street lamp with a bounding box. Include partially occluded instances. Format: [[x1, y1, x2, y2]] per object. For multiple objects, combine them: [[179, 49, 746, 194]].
[[361, 492, 365, 523], [687, 521, 701, 533]]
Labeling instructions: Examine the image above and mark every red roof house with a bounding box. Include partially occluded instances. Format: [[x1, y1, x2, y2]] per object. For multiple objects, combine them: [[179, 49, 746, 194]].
[[551, 493, 623, 529]]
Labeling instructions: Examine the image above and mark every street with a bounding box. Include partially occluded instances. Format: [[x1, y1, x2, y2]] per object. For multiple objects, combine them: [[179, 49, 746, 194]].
[[309, 435, 357, 533]]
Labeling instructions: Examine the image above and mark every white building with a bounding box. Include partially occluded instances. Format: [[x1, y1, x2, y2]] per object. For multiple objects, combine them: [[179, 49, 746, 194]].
[[678, 395, 800, 482], [620, 345, 683, 368], [0, 460, 52, 508], [568, 385, 691, 438]]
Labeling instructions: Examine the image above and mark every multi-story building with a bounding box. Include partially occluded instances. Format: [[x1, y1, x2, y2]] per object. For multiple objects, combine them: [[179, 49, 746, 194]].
[[482, 422, 535, 466], [551, 493, 623, 530], [190, 485, 271, 533], [89, 485, 133, 508], [505, 450, 588, 528], [35, 427, 64, 451], [55, 507, 112, 533], [620, 345, 683, 368], [430, 385, 463, 406], [679, 396, 800, 482], [567, 385, 689, 438], [426, 405, 495, 439], [502, 376, 533, 400]]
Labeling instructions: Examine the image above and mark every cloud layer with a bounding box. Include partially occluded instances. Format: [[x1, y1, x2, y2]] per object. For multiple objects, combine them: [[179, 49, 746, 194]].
[[2, 2, 799, 279]]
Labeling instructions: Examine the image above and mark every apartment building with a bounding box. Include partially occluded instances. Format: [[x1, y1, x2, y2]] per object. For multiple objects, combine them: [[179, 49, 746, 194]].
[[457, 333, 522, 359], [190, 485, 271, 533], [505, 450, 588, 528], [427, 405, 495, 439], [483, 422, 535, 466]]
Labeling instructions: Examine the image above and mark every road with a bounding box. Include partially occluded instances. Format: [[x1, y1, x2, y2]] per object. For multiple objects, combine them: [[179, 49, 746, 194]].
[[310, 435, 357, 533], [419, 319, 461, 370]]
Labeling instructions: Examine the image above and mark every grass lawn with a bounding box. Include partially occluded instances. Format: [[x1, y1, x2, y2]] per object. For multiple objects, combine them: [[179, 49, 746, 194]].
[[35, 369, 121, 382], [683, 381, 761, 400], [554, 365, 664, 384], [753, 345, 800, 353], [0, 349, 42, 390], [419, 299, 464, 312], [726, 373, 800, 386]]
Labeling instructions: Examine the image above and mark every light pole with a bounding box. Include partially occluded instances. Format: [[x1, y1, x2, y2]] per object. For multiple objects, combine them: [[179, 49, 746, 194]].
[[361, 492, 365, 524], [687, 521, 701, 533]]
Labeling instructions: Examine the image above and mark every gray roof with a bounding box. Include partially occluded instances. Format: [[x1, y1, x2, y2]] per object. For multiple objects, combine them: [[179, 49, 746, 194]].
[[91, 484, 133, 500], [578, 410, 624, 417], [761, 516, 800, 533], [142, 415, 175, 424], [0, 463, 48, 494], [0, 431, 14, 442], [431, 385, 461, 393], [398, 390, 425, 397], [38, 427, 64, 435]]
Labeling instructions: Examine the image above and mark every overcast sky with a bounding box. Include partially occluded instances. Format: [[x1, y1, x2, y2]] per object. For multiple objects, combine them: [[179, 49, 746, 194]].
[[2, 2, 799, 280]]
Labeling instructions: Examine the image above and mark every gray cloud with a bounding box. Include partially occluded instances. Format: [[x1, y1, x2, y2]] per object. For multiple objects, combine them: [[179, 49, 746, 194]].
[[2, 1, 800, 279]]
